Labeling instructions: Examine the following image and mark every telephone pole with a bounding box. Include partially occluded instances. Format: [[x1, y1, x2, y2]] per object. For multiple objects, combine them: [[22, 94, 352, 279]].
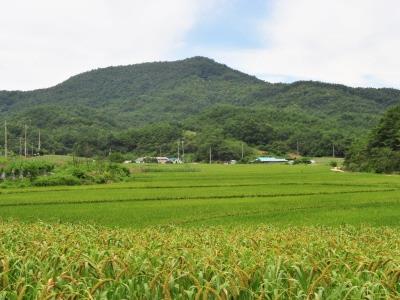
[[4, 121, 7, 158], [177, 141, 180, 161], [19, 137, 22, 156], [24, 124, 27, 157], [296, 140, 300, 156], [241, 143, 244, 160], [38, 129, 41, 153], [209, 146, 212, 164], [332, 143, 335, 158], [181, 140, 184, 163]]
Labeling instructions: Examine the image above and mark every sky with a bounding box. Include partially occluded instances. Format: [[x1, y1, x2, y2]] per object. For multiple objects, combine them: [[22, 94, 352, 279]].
[[1, 0, 400, 90]]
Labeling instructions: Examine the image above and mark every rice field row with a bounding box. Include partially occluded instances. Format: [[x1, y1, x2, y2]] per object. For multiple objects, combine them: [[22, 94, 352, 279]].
[[0, 164, 399, 227]]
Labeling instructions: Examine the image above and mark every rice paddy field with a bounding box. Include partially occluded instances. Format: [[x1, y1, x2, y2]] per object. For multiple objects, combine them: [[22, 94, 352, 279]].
[[1, 162, 400, 299]]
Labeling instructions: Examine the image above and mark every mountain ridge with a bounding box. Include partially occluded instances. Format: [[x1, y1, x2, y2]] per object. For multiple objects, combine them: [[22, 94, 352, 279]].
[[0, 56, 399, 158]]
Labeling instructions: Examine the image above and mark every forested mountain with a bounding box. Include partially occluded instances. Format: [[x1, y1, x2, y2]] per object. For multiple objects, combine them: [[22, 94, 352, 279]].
[[0, 56, 399, 159]]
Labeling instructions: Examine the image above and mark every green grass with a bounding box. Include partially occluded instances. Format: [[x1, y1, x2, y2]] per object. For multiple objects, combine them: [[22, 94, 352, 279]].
[[0, 163, 399, 227]]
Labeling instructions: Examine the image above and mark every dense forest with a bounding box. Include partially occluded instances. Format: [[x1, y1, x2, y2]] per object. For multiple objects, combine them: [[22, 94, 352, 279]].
[[345, 104, 400, 173], [0, 56, 399, 160]]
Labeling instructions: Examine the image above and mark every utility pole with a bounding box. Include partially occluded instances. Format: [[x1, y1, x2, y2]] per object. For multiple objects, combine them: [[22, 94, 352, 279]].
[[181, 140, 184, 163], [209, 146, 212, 164], [4, 121, 7, 158], [241, 143, 244, 160], [19, 137, 22, 156], [24, 124, 27, 157], [177, 141, 180, 161], [332, 143, 335, 158], [296, 140, 300, 156], [38, 129, 41, 153]]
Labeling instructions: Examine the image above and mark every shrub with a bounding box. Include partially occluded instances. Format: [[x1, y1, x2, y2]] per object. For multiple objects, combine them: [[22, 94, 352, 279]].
[[329, 160, 338, 167], [106, 163, 130, 177], [71, 167, 87, 179], [293, 157, 312, 165], [33, 174, 81, 186]]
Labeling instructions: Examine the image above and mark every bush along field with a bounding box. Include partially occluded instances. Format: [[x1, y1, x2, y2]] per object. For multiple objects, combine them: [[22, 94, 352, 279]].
[[0, 157, 130, 188], [1, 222, 400, 299]]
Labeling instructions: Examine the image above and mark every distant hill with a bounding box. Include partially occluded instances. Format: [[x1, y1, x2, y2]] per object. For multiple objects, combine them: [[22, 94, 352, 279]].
[[0, 56, 399, 158]]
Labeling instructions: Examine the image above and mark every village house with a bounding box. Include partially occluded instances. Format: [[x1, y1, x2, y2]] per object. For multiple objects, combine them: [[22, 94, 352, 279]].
[[253, 157, 288, 164]]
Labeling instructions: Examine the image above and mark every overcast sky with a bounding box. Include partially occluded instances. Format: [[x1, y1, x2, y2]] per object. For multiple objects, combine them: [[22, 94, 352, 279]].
[[1, 0, 400, 90]]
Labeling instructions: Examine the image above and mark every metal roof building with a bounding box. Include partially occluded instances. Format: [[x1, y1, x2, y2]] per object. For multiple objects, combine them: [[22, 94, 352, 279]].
[[254, 157, 288, 163]]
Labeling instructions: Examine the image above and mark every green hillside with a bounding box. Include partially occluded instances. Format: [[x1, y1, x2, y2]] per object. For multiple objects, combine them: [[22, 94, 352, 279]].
[[1, 56, 399, 158]]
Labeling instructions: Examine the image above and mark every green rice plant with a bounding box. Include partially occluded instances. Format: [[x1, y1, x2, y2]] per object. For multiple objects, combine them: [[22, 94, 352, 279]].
[[0, 163, 400, 227], [0, 222, 399, 299]]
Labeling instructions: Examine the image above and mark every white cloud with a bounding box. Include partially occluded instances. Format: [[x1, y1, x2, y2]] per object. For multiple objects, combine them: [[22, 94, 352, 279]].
[[2, 0, 399, 90], [211, 0, 400, 88], [0, 0, 218, 90]]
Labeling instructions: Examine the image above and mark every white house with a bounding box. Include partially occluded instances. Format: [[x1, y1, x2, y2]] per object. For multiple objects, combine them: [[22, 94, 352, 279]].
[[253, 157, 288, 164]]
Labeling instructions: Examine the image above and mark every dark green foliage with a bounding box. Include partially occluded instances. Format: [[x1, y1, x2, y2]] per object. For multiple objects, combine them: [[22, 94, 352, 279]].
[[33, 174, 81, 186], [143, 157, 158, 163], [292, 157, 312, 165], [1, 57, 400, 158], [345, 105, 400, 173], [368, 105, 400, 150], [329, 160, 338, 168]]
